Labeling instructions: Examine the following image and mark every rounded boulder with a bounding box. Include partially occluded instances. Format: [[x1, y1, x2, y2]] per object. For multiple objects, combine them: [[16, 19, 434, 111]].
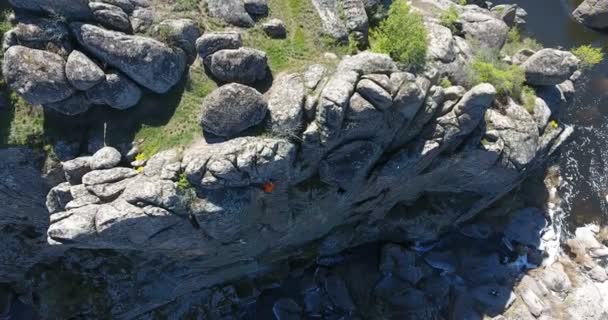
[[200, 83, 267, 137]]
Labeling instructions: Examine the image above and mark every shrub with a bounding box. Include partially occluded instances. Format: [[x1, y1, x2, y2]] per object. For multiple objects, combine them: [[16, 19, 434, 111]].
[[370, 1, 428, 68], [177, 173, 193, 190], [439, 76, 452, 88], [572, 45, 604, 68], [521, 86, 536, 113], [440, 6, 459, 32], [502, 27, 542, 56], [469, 56, 526, 99]]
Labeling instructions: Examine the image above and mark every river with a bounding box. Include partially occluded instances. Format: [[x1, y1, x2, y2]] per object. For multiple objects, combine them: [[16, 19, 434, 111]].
[[491, 0, 608, 232]]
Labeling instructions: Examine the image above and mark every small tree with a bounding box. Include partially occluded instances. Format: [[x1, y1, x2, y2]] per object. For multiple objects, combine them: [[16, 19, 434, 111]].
[[370, 1, 428, 68], [572, 45, 604, 68]]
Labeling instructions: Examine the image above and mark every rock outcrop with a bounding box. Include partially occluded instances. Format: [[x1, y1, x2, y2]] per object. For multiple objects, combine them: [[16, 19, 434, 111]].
[[71, 23, 187, 94], [573, 0, 608, 29], [2, 46, 75, 105], [522, 49, 580, 86], [199, 83, 268, 137]]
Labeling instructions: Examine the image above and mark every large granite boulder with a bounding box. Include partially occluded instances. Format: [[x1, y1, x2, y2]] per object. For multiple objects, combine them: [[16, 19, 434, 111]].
[[206, 0, 255, 27], [2, 16, 72, 57], [65, 50, 105, 91], [71, 23, 187, 94], [573, 0, 608, 29], [86, 71, 142, 110], [461, 9, 509, 49], [311, 0, 349, 41], [153, 19, 201, 59], [208, 48, 268, 84], [8, 0, 93, 20], [200, 83, 268, 137], [2, 46, 75, 105], [522, 49, 580, 86], [267, 73, 306, 138], [196, 31, 242, 59], [89, 2, 132, 32]]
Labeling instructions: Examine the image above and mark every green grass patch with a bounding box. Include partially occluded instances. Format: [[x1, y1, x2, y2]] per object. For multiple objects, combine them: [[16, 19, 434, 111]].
[[501, 27, 542, 57], [572, 45, 604, 68], [134, 67, 216, 158], [439, 6, 459, 33], [174, 0, 199, 12], [370, 1, 427, 69], [244, 0, 347, 72], [0, 93, 45, 147]]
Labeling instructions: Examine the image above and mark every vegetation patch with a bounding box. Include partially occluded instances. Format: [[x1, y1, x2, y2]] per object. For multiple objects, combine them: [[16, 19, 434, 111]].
[[501, 27, 542, 57], [370, 1, 428, 69], [439, 6, 459, 33], [468, 54, 526, 99], [174, 0, 199, 12], [572, 45, 604, 68], [521, 86, 537, 113], [244, 0, 348, 72], [0, 93, 45, 147], [134, 66, 216, 157]]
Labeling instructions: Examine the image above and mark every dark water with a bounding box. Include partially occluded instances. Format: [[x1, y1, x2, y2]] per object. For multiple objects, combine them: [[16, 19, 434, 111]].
[[494, 0, 608, 229]]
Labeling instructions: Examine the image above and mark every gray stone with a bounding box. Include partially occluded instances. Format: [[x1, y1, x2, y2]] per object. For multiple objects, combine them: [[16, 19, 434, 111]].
[[90, 147, 122, 170], [46, 182, 73, 214], [311, 0, 349, 41], [62, 157, 92, 185], [2, 46, 75, 105], [131, 8, 154, 33], [3, 16, 72, 57], [154, 19, 201, 59], [182, 137, 295, 188], [143, 149, 182, 180], [573, 0, 608, 29], [267, 73, 306, 138], [343, 0, 369, 45], [303, 64, 327, 90], [101, 0, 136, 13], [208, 48, 268, 84], [512, 48, 536, 65], [424, 251, 457, 273], [532, 97, 551, 131], [484, 99, 540, 168], [196, 32, 242, 59], [89, 2, 132, 32], [356, 79, 392, 110], [541, 262, 572, 293], [65, 50, 105, 91], [45, 93, 92, 116], [206, 0, 255, 27], [86, 71, 142, 110], [262, 19, 287, 39], [319, 140, 383, 190], [244, 0, 269, 16], [379, 244, 424, 284], [200, 83, 267, 137], [426, 22, 456, 63], [8, 0, 92, 20], [71, 23, 187, 94], [337, 51, 397, 74], [82, 168, 138, 186], [461, 9, 509, 49], [522, 49, 580, 86]]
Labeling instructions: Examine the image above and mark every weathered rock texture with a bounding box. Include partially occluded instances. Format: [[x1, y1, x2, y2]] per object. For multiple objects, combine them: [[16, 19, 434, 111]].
[[573, 0, 608, 29], [28, 51, 573, 318]]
